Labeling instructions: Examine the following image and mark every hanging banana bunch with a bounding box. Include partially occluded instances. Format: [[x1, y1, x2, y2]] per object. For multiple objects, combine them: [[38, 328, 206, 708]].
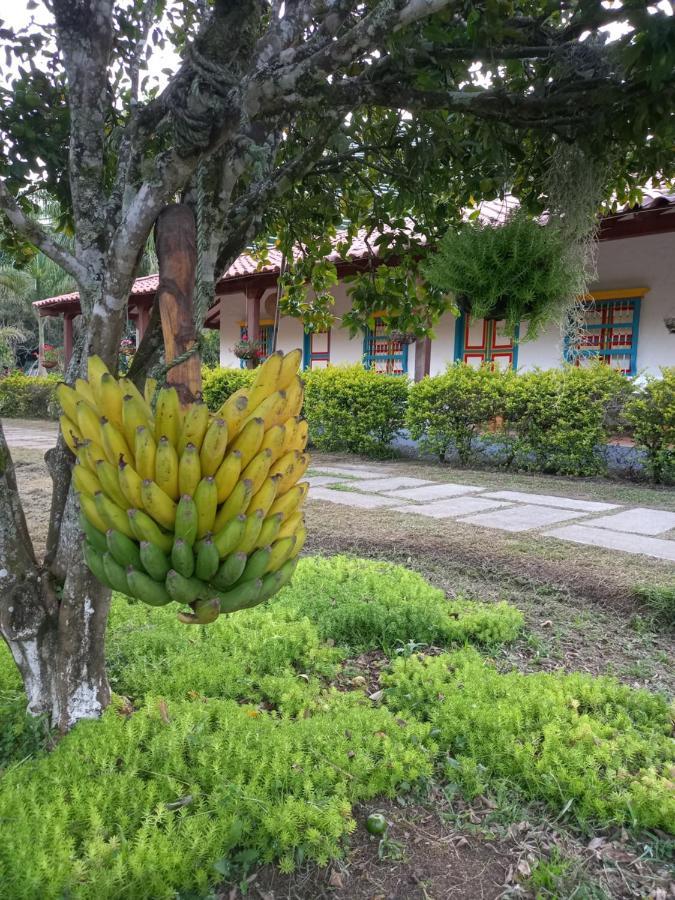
[[59, 350, 309, 625]]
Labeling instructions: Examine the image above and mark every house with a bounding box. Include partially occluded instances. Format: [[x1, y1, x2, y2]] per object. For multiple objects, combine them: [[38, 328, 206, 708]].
[[34, 192, 675, 379]]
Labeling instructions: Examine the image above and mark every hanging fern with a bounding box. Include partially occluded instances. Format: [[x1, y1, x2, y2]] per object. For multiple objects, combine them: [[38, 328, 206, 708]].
[[423, 211, 585, 339]]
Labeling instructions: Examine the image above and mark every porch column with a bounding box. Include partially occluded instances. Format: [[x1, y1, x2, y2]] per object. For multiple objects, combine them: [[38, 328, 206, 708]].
[[136, 303, 150, 340], [414, 337, 431, 381], [63, 313, 74, 367], [246, 286, 261, 343]]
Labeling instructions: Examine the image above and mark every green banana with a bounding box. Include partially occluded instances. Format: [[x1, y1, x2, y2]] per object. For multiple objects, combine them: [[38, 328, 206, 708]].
[[139, 540, 171, 582], [212, 551, 247, 589], [83, 544, 114, 588], [165, 569, 206, 604], [102, 552, 130, 594], [217, 577, 263, 614], [177, 597, 220, 625], [195, 538, 219, 581], [127, 508, 173, 555], [106, 528, 142, 570], [236, 546, 271, 584], [255, 513, 282, 550], [174, 494, 199, 547], [171, 538, 195, 578], [212, 514, 246, 559], [236, 509, 264, 555], [80, 512, 107, 554], [126, 567, 172, 606]]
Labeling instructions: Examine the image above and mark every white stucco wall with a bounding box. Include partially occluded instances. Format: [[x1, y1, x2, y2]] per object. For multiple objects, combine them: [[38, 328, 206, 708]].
[[220, 231, 675, 376]]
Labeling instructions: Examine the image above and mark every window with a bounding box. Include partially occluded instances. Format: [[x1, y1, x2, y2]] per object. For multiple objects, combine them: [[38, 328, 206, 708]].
[[363, 318, 408, 375], [565, 292, 643, 376], [303, 329, 331, 370], [239, 322, 275, 368], [454, 313, 519, 370]]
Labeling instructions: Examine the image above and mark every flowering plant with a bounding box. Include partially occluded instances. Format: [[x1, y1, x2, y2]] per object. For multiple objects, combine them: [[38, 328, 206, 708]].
[[233, 339, 264, 360]]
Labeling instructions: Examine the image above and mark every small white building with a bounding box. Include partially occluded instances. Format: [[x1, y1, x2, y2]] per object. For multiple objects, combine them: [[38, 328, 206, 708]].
[[34, 194, 675, 379]]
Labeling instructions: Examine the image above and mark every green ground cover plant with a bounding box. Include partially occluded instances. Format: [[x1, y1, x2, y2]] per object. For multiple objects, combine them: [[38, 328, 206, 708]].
[[0, 557, 670, 898], [383, 649, 675, 831]]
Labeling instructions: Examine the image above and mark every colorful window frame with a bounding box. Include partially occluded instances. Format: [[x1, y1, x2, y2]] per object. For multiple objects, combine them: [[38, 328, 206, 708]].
[[453, 312, 520, 370], [363, 318, 409, 375], [239, 321, 276, 368], [564, 290, 644, 376], [302, 329, 331, 370]]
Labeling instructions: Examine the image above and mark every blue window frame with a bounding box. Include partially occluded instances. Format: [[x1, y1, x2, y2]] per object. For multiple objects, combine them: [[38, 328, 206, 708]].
[[564, 296, 641, 375], [363, 318, 408, 374], [239, 323, 275, 368], [302, 329, 331, 370], [453, 312, 520, 370]]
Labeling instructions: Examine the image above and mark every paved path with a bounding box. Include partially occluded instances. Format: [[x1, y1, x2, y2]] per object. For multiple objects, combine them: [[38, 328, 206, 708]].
[[4, 421, 673, 563], [308, 464, 675, 563]]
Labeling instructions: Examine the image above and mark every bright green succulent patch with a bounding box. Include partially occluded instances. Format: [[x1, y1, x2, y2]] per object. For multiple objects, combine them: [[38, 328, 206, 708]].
[[383, 649, 675, 832], [0, 557, 671, 899]]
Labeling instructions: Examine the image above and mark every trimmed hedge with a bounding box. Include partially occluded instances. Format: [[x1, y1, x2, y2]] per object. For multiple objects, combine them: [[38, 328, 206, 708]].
[[202, 366, 255, 412], [625, 367, 675, 484], [303, 364, 408, 457], [0, 373, 59, 419]]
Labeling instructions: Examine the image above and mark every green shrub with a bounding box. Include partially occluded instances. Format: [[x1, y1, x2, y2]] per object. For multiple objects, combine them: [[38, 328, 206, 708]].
[[503, 364, 631, 476], [407, 363, 511, 464], [303, 364, 408, 457], [383, 649, 675, 832], [202, 366, 255, 412], [274, 556, 523, 652], [0, 373, 59, 419], [625, 367, 675, 484], [633, 584, 675, 628]]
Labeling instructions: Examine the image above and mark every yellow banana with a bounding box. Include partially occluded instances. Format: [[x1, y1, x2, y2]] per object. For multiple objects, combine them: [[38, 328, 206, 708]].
[[277, 452, 309, 494], [80, 439, 107, 472], [284, 375, 304, 418], [265, 535, 296, 573], [193, 476, 218, 538], [216, 389, 250, 439], [127, 508, 173, 554], [236, 509, 264, 555], [213, 449, 241, 503], [74, 377, 96, 407], [118, 459, 145, 509], [199, 417, 228, 476], [260, 424, 286, 461], [178, 442, 201, 496], [289, 524, 307, 558], [134, 425, 156, 481], [79, 492, 110, 534], [72, 463, 101, 498], [278, 509, 303, 541], [98, 372, 124, 430], [141, 479, 177, 530], [101, 418, 133, 466], [95, 491, 135, 538], [289, 419, 309, 453], [278, 348, 303, 390], [245, 389, 288, 431], [155, 436, 179, 500], [56, 383, 79, 422], [255, 511, 282, 549], [87, 355, 111, 406], [247, 474, 280, 516], [213, 478, 253, 532], [241, 448, 273, 495], [119, 377, 153, 422], [269, 450, 298, 483], [76, 400, 103, 447], [122, 393, 152, 448], [95, 459, 128, 508], [155, 386, 182, 447], [280, 417, 299, 455], [60, 415, 82, 454], [267, 483, 305, 520], [230, 417, 265, 468], [247, 351, 283, 409], [143, 376, 157, 409], [178, 401, 210, 455]]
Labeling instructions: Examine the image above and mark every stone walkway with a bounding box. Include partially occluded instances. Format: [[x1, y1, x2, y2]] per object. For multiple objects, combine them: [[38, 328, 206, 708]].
[[2, 418, 58, 451], [308, 464, 675, 563]]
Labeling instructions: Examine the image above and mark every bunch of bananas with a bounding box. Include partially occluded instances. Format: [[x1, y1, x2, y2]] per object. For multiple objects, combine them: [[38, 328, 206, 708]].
[[58, 349, 308, 625]]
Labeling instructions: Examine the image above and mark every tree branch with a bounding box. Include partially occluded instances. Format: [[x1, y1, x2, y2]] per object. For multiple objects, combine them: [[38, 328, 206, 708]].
[[0, 182, 88, 284], [0, 420, 38, 598]]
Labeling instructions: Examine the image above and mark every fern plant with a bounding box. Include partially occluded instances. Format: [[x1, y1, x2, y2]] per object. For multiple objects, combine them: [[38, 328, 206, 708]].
[[423, 211, 584, 338]]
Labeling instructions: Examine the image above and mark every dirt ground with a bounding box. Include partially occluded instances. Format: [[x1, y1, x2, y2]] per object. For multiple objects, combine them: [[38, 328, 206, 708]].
[[9, 442, 675, 899]]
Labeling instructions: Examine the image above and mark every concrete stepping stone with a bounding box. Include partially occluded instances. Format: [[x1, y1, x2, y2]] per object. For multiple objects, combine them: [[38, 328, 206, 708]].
[[309, 487, 403, 509], [309, 466, 392, 480], [482, 490, 618, 513], [584, 507, 675, 536], [458, 504, 588, 532], [346, 476, 433, 493], [306, 475, 345, 487], [543, 524, 675, 562], [383, 483, 484, 502], [392, 496, 509, 519]]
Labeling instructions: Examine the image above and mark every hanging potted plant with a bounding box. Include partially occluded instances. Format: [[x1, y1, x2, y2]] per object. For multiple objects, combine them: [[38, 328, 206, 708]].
[[422, 210, 584, 338], [41, 344, 61, 370], [233, 338, 264, 368]]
